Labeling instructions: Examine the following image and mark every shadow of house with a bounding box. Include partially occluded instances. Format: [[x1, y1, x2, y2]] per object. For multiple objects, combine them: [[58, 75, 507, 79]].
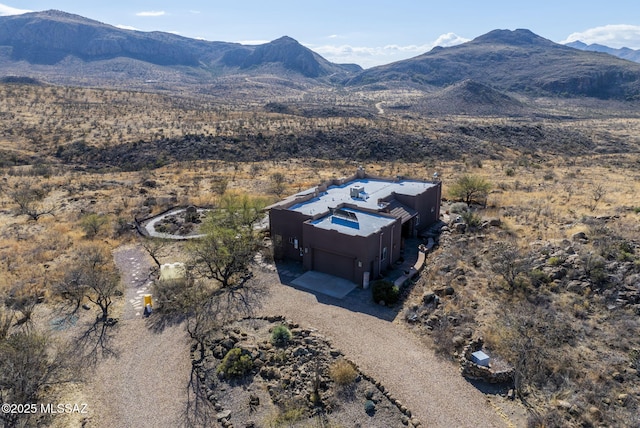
[[267, 168, 441, 287]]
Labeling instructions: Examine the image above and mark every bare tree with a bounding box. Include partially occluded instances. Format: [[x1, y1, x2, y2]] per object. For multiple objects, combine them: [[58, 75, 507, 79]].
[[55, 244, 121, 324], [5, 180, 56, 221], [488, 241, 531, 291], [139, 237, 172, 272], [589, 183, 605, 211], [270, 172, 286, 198], [53, 244, 122, 364], [0, 329, 74, 428]]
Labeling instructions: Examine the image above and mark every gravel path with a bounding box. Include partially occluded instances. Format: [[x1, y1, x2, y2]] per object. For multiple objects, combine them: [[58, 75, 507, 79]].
[[85, 245, 190, 428], [259, 269, 519, 427]]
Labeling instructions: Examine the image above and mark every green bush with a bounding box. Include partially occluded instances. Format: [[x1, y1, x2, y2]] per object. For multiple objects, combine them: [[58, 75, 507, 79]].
[[270, 324, 292, 347], [528, 269, 551, 287], [372, 280, 399, 305], [461, 211, 482, 228], [217, 348, 254, 379], [547, 256, 564, 267], [449, 202, 469, 214], [364, 400, 376, 414]]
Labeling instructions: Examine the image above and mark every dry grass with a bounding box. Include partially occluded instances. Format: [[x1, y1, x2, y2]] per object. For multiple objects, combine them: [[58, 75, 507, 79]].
[[1, 81, 639, 426], [328, 359, 358, 386]]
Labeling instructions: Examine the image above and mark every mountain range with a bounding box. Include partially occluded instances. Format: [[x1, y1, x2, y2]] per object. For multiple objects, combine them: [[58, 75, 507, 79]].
[[566, 40, 640, 64], [2, 10, 640, 101]]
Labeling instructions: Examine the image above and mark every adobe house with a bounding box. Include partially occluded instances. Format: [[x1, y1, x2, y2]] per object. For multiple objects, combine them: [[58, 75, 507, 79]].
[[267, 168, 442, 286]]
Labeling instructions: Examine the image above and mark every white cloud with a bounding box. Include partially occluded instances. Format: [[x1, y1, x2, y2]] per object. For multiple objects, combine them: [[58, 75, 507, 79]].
[[236, 39, 270, 45], [0, 3, 31, 16], [116, 24, 140, 31], [308, 33, 469, 68], [432, 32, 470, 48], [136, 11, 166, 17], [561, 24, 640, 49]]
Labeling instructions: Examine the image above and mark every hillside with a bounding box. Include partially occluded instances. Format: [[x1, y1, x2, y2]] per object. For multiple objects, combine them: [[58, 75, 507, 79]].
[[0, 10, 360, 87], [347, 29, 640, 100]]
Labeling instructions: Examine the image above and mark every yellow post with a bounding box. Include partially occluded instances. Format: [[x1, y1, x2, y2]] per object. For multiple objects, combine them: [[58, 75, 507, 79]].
[[143, 294, 152, 307]]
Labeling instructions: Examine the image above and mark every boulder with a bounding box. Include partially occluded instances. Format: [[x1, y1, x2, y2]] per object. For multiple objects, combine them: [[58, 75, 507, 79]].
[[572, 231, 588, 243], [216, 410, 231, 421]]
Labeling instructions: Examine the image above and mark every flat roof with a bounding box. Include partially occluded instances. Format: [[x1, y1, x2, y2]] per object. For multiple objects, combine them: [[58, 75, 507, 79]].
[[289, 178, 436, 216], [308, 207, 396, 237]]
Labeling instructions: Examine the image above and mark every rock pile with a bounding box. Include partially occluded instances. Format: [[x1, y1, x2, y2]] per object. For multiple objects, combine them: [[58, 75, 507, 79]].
[[191, 316, 421, 428]]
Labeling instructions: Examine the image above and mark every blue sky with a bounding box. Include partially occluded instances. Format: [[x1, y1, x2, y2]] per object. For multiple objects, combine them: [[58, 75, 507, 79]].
[[2, 1, 640, 68]]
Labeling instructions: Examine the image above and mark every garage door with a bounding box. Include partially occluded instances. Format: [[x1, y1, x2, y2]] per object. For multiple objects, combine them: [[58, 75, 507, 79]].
[[312, 249, 355, 283]]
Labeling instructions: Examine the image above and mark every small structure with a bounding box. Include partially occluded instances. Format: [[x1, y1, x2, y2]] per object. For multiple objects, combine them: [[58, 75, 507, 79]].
[[160, 262, 186, 281], [471, 350, 490, 367]]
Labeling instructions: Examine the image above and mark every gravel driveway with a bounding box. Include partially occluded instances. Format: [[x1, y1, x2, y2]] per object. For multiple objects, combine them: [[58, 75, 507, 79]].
[[258, 266, 522, 427]]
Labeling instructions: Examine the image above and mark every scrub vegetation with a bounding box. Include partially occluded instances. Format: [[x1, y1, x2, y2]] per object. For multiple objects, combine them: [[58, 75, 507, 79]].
[[0, 81, 638, 427]]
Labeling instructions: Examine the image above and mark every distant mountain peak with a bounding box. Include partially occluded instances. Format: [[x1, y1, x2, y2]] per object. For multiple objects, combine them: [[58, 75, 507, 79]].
[[26, 9, 106, 25], [271, 36, 298, 44], [472, 28, 556, 47]]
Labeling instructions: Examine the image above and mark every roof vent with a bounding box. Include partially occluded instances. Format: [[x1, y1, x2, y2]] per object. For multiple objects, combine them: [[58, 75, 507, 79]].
[[350, 185, 368, 200]]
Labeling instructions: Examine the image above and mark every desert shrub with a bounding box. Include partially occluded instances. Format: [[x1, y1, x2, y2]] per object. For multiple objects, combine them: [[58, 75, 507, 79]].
[[329, 359, 357, 386], [80, 213, 108, 238], [449, 202, 468, 214], [270, 324, 292, 347], [371, 280, 399, 305], [547, 256, 564, 267], [113, 217, 132, 237], [630, 349, 640, 371], [582, 254, 607, 287], [528, 269, 551, 288], [364, 400, 376, 414], [461, 210, 482, 228], [217, 348, 253, 379], [505, 167, 515, 177], [152, 278, 192, 315], [272, 402, 307, 424], [448, 174, 491, 206]]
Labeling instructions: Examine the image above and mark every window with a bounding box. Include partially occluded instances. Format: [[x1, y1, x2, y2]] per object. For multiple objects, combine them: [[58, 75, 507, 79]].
[[381, 247, 387, 261]]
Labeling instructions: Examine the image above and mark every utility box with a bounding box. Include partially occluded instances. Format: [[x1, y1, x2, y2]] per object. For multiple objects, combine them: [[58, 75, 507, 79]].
[[143, 294, 152, 308], [471, 350, 490, 367]]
